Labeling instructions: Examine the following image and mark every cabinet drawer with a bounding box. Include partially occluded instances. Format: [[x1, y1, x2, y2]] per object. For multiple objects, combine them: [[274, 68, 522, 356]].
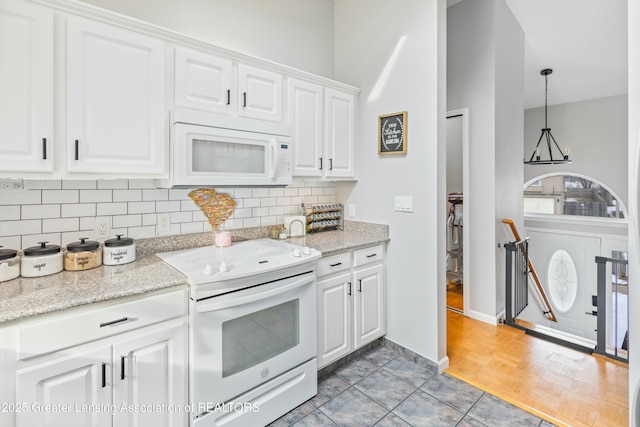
[[16, 288, 187, 360], [353, 244, 384, 267], [317, 252, 351, 277]]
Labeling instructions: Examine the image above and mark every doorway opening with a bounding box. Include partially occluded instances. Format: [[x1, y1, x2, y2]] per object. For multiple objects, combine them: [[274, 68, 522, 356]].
[[446, 109, 469, 314]]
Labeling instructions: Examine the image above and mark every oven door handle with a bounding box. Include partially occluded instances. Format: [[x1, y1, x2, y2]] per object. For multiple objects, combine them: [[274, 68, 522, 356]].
[[195, 273, 313, 312]]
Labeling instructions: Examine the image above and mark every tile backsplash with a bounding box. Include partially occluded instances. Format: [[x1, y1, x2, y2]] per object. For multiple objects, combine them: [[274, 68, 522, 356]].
[[0, 178, 335, 250]]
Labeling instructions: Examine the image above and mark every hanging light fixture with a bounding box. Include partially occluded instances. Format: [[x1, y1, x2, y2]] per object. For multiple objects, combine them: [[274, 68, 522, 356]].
[[524, 68, 571, 165]]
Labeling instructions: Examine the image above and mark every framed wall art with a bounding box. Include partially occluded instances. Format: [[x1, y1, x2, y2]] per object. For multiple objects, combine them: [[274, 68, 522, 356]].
[[378, 111, 407, 155]]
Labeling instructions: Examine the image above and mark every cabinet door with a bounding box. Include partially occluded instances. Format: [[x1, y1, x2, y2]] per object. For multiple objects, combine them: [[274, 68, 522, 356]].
[[113, 320, 187, 427], [237, 64, 282, 122], [175, 47, 233, 115], [317, 273, 352, 369], [0, 0, 53, 173], [16, 346, 112, 427], [324, 88, 355, 178], [288, 78, 323, 177], [67, 16, 166, 176], [353, 264, 385, 349]]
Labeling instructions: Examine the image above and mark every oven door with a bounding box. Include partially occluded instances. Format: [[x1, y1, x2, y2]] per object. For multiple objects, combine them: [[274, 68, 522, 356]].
[[190, 271, 316, 409]]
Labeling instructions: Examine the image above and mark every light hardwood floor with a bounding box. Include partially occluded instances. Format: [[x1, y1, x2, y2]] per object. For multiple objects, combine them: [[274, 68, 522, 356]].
[[445, 310, 629, 427]]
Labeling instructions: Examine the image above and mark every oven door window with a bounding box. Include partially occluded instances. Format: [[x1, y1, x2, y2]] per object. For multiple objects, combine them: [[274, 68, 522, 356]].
[[222, 299, 299, 378]]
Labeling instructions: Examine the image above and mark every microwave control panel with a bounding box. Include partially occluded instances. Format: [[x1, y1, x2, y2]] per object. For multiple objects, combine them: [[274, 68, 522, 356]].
[[279, 144, 292, 175]]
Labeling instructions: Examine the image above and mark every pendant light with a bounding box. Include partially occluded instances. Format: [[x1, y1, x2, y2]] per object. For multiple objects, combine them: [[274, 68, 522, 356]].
[[524, 68, 571, 165]]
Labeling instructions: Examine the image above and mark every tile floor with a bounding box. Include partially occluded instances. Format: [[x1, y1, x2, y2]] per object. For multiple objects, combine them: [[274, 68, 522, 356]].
[[271, 345, 558, 427]]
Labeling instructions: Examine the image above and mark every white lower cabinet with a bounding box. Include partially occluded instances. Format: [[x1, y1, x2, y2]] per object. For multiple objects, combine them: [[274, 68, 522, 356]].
[[8, 289, 188, 427], [317, 244, 386, 369]]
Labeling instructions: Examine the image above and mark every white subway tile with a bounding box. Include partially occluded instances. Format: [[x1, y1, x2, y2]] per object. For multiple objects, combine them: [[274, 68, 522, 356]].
[[181, 222, 204, 234], [317, 195, 333, 203], [113, 189, 142, 202], [0, 236, 20, 250], [42, 190, 77, 204], [22, 233, 61, 249], [26, 180, 61, 190], [63, 180, 97, 190], [80, 217, 96, 231], [128, 201, 156, 214], [156, 200, 181, 212], [111, 227, 128, 238], [233, 188, 252, 198], [0, 206, 20, 220], [232, 199, 243, 208], [312, 188, 324, 196], [291, 196, 305, 207], [221, 219, 241, 230], [0, 220, 41, 237], [80, 190, 112, 203], [242, 217, 261, 228], [268, 188, 284, 197], [298, 188, 312, 196], [243, 198, 260, 208], [232, 208, 252, 219], [142, 189, 168, 201], [169, 223, 181, 234], [192, 211, 206, 222], [269, 206, 284, 216], [22, 204, 60, 220], [170, 211, 192, 223], [127, 226, 156, 239], [252, 207, 269, 217], [43, 218, 79, 233], [142, 213, 157, 226], [181, 200, 199, 211], [128, 179, 156, 189], [323, 186, 336, 195], [304, 181, 318, 188], [284, 205, 300, 215], [98, 179, 128, 189], [277, 197, 292, 206], [112, 215, 142, 228], [252, 188, 269, 198], [260, 216, 278, 226], [62, 204, 96, 218], [169, 189, 191, 200], [261, 198, 276, 207], [97, 203, 128, 216], [0, 191, 42, 205], [284, 188, 299, 197]]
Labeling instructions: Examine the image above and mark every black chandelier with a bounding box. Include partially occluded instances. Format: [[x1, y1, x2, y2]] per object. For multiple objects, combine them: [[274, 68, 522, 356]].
[[524, 68, 571, 165]]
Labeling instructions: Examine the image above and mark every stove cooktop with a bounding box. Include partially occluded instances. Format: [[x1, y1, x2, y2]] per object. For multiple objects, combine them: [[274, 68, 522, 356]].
[[156, 238, 321, 286]]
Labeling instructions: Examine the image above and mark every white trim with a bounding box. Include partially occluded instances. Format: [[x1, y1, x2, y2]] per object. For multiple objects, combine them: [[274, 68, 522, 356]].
[[524, 172, 629, 219], [437, 356, 450, 373], [466, 309, 499, 326]]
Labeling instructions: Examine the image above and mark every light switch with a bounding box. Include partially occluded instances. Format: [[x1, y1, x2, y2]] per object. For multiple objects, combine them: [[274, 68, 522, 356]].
[[394, 196, 413, 212]]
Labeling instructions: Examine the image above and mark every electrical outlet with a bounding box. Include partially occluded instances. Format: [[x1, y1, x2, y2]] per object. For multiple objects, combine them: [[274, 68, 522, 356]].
[[157, 213, 171, 235], [95, 217, 111, 238], [348, 204, 356, 218], [0, 179, 26, 193]]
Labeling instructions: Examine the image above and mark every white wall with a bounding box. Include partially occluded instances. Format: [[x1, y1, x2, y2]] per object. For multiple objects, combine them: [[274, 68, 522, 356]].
[[447, 0, 524, 323], [334, 0, 447, 365], [628, 0, 640, 423], [524, 95, 628, 210], [79, 0, 335, 78]]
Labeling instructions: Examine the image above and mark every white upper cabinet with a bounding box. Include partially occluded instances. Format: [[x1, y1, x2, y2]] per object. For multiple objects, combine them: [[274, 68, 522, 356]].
[[66, 16, 166, 176], [324, 88, 355, 178], [288, 81, 357, 179], [288, 78, 323, 176], [175, 47, 233, 115], [175, 48, 283, 123], [237, 64, 282, 122], [0, 0, 54, 173]]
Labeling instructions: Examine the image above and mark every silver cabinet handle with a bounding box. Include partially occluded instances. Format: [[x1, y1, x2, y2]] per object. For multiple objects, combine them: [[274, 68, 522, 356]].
[[42, 138, 47, 160], [74, 140, 79, 160]]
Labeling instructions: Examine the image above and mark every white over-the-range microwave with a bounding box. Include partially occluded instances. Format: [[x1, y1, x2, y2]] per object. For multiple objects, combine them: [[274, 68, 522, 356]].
[[156, 108, 293, 188]]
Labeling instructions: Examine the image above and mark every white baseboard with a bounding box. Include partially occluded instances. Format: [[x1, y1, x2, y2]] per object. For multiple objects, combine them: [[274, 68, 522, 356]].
[[437, 356, 450, 373], [465, 309, 499, 326]]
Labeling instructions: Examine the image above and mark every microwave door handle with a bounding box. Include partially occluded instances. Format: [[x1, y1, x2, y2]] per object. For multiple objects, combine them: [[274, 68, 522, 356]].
[[268, 138, 279, 179]]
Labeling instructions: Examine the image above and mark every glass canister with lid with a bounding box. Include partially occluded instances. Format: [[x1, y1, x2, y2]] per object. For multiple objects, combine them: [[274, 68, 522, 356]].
[[21, 242, 63, 277], [65, 238, 102, 271], [103, 235, 136, 265], [0, 246, 20, 282]]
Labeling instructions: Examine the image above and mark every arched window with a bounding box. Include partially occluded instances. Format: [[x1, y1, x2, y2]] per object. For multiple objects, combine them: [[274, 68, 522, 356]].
[[524, 175, 624, 218]]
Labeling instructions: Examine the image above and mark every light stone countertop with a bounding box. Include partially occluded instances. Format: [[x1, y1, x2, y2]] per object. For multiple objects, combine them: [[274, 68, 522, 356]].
[[0, 221, 389, 324]]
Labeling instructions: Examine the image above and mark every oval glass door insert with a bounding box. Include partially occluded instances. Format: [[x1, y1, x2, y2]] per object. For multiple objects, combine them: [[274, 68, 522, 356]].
[[547, 249, 578, 312]]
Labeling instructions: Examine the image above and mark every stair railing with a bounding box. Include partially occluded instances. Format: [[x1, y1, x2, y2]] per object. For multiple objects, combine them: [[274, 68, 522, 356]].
[[594, 256, 629, 362], [504, 237, 530, 326], [502, 219, 558, 322]]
